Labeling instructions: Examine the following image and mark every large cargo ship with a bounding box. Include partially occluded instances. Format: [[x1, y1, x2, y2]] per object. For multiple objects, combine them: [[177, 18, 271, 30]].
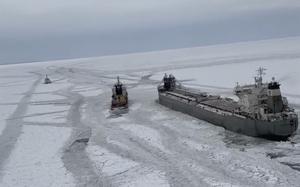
[[157, 68, 298, 139]]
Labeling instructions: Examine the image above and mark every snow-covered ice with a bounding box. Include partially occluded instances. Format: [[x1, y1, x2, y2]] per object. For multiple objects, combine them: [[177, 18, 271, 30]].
[[1, 125, 74, 187], [87, 144, 139, 177], [24, 105, 69, 123], [120, 124, 166, 151], [0, 37, 300, 186], [87, 144, 170, 187]]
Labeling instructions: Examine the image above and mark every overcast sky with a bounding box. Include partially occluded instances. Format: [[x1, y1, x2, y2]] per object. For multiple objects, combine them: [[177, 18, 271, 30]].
[[1, 0, 300, 64]]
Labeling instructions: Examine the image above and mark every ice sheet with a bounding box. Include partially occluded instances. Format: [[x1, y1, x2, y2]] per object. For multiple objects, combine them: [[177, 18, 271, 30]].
[[1, 36, 300, 186], [1, 125, 74, 187]]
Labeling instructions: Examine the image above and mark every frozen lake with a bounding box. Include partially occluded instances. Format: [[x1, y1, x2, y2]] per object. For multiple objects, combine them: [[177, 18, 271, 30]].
[[0, 37, 300, 186]]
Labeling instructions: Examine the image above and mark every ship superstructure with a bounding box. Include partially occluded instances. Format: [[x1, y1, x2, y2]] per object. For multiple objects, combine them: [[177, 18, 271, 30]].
[[157, 68, 298, 139], [234, 67, 296, 123]]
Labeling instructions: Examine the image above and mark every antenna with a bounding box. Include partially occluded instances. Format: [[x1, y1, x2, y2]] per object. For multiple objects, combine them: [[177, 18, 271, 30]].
[[254, 67, 266, 87], [257, 67, 266, 79]]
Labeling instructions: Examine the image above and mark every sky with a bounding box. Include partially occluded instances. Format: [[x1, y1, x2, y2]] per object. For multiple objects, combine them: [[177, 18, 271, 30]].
[[1, 0, 300, 64]]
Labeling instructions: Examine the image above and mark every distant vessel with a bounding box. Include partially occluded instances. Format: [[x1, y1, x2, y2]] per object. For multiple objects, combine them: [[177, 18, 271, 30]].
[[44, 74, 52, 84], [111, 76, 128, 110], [157, 69, 298, 139]]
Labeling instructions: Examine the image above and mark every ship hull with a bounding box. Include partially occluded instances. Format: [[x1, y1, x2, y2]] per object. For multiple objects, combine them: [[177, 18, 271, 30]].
[[158, 92, 298, 139], [111, 95, 128, 110]]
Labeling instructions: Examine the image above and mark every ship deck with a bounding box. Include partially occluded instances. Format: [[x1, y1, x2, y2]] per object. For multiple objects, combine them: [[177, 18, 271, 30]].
[[164, 90, 239, 113], [200, 99, 239, 112]]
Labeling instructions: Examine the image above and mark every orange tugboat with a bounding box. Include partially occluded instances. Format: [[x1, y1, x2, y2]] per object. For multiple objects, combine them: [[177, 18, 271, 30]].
[[111, 76, 128, 110]]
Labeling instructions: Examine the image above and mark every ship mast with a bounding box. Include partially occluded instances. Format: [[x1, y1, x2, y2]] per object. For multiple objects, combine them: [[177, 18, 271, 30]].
[[117, 76, 120, 84], [255, 67, 266, 87]]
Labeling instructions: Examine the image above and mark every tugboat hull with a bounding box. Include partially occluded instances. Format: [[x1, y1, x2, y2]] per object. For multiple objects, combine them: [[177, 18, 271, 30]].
[[158, 93, 298, 139], [111, 95, 128, 109]]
